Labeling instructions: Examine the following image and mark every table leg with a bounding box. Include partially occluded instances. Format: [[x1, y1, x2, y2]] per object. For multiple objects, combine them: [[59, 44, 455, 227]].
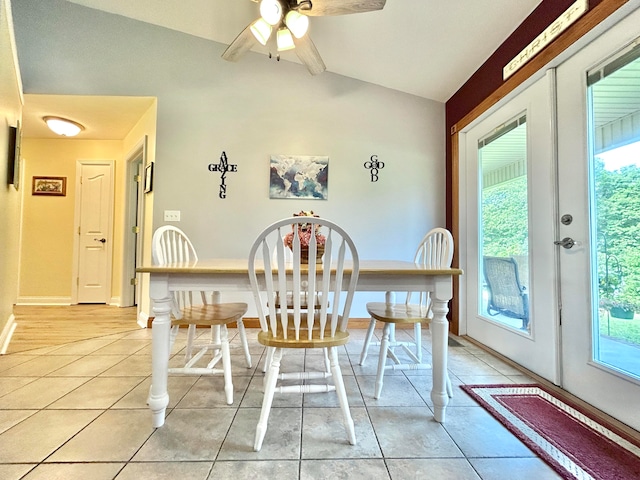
[[148, 276, 172, 428], [430, 296, 450, 423]]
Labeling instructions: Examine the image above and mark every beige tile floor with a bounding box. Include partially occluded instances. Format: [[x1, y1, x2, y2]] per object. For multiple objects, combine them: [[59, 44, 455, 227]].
[[0, 326, 564, 479]]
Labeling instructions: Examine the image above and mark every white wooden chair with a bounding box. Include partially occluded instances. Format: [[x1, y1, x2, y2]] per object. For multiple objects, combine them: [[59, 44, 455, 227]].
[[248, 216, 360, 451], [261, 242, 328, 373], [359, 227, 454, 399], [152, 225, 252, 403]]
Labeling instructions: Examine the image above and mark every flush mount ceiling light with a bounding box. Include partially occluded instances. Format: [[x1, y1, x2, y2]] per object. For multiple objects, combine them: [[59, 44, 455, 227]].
[[43, 116, 85, 137], [222, 0, 387, 76]]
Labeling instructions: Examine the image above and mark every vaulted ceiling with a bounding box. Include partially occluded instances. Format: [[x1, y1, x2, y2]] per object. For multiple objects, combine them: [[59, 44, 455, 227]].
[[21, 0, 544, 139]]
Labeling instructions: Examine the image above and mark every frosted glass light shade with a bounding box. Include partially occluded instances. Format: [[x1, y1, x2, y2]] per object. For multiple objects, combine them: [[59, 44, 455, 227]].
[[260, 0, 283, 26], [43, 116, 84, 137], [277, 27, 295, 51], [250, 18, 272, 45], [285, 10, 309, 38]]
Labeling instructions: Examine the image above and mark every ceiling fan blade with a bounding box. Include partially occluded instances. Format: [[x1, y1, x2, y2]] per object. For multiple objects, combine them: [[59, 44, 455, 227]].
[[300, 0, 386, 16], [293, 34, 326, 75], [221, 24, 258, 62]]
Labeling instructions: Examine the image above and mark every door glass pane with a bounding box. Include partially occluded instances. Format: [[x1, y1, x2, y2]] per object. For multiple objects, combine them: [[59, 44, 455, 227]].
[[589, 46, 640, 378], [478, 115, 531, 333]]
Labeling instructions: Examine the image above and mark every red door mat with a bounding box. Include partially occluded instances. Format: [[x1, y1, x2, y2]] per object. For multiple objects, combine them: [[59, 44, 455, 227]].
[[461, 384, 640, 480]]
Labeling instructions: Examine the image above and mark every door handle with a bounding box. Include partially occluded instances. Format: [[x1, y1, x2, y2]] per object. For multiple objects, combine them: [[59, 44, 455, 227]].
[[94, 238, 107, 243], [554, 237, 575, 249]]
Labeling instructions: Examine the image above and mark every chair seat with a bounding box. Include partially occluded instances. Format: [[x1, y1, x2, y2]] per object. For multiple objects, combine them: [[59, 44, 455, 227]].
[[258, 314, 349, 349], [366, 302, 429, 323], [172, 302, 248, 326]]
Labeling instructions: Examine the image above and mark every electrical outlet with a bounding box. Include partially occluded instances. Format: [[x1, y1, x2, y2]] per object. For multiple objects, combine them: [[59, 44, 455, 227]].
[[164, 210, 181, 222]]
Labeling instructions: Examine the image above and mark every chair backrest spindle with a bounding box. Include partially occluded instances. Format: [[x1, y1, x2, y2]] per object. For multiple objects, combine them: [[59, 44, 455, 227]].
[[248, 217, 359, 343], [405, 228, 454, 311]]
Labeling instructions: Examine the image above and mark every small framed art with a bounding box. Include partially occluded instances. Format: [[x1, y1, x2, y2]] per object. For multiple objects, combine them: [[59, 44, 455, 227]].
[[32, 176, 66, 196], [7, 121, 21, 190], [144, 162, 154, 193]]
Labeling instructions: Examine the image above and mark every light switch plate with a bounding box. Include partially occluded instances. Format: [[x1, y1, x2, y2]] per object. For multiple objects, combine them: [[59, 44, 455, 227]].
[[164, 210, 181, 222]]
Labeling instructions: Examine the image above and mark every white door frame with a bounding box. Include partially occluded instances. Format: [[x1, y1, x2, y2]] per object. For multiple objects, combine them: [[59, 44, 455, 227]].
[[121, 136, 147, 308], [71, 159, 115, 304]]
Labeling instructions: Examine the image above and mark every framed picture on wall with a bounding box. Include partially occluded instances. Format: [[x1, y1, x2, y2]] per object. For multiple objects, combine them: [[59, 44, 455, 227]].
[[269, 154, 329, 200], [6, 121, 21, 191], [144, 162, 154, 193], [32, 176, 66, 196]]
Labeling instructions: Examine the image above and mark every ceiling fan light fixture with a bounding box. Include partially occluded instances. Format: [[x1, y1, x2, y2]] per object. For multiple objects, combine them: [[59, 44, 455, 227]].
[[276, 27, 295, 51], [43, 116, 84, 137], [250, 18, 272, 45], [259, 0, 283, 26], [284, 10, 309, 38]]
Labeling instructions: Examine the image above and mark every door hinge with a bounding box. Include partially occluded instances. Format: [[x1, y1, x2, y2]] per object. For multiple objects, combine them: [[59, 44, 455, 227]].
[[134, 174, 141, 183], [130, 277, 138, 286], [76, 277, 79, 286], [132, 226, 140, 234]]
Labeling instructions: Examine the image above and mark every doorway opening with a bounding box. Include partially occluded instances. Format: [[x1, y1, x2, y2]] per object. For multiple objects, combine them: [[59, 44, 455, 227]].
[[121, 136, 148, 308]]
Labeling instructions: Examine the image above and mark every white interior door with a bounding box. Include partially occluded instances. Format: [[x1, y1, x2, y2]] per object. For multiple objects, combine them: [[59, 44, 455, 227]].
[[76, 161, 114, 303], [556, 8, 640, 430], [461, 72, 560, 383]]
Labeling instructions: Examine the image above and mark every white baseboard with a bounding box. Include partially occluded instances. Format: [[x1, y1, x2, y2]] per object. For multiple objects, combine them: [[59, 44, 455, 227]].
[[137, 310, 149, 329], [109, 296, 121, 306], [0, 314, 17, 355], [16, 296, 72, 305]]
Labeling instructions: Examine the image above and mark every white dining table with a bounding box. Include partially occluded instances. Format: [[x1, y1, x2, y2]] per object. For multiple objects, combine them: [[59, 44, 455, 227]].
[[137, 259, 463, 428]]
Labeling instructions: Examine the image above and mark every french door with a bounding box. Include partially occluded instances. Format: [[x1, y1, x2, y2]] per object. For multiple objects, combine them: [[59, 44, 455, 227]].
[[461, 5, 640, 431], [556, 8, 640, 431], [461, 71, 560, 384]]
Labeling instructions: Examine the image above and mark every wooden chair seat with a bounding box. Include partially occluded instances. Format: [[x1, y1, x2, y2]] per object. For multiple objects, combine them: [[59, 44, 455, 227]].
[[366, 302, 429, 324], [172, 302, 248, 326], [257, 314, 349, 349]]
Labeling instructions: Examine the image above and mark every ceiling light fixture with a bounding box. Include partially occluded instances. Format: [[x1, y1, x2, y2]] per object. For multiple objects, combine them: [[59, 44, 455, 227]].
[[43, 116, 85, 137], [259, 0, 283, 26], [250, 18, 273, 45], [276, 27, 295, 51], [284, 10, 309, 39]]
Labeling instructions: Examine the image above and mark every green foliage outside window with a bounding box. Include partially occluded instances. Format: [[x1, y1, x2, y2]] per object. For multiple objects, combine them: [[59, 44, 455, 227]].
[[482, 176, 529, 257], [595, 158, 640, 313]]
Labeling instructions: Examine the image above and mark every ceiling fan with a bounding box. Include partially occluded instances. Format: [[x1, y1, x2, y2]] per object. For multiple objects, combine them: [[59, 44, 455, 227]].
[[222, 0, 386, 75]]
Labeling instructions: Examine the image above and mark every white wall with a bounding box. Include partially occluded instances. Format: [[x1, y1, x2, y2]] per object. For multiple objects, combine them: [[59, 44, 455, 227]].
[[12, 0, 446, 317]]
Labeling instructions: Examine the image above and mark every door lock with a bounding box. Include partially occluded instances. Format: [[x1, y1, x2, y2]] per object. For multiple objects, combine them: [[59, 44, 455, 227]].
[[554, 237, 575, 249], [560, 214, 573, 225], [94, 238, 107, 243]]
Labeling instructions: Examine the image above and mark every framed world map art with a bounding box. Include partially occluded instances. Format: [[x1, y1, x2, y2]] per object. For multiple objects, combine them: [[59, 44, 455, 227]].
[[269, 154, 328, 200]]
